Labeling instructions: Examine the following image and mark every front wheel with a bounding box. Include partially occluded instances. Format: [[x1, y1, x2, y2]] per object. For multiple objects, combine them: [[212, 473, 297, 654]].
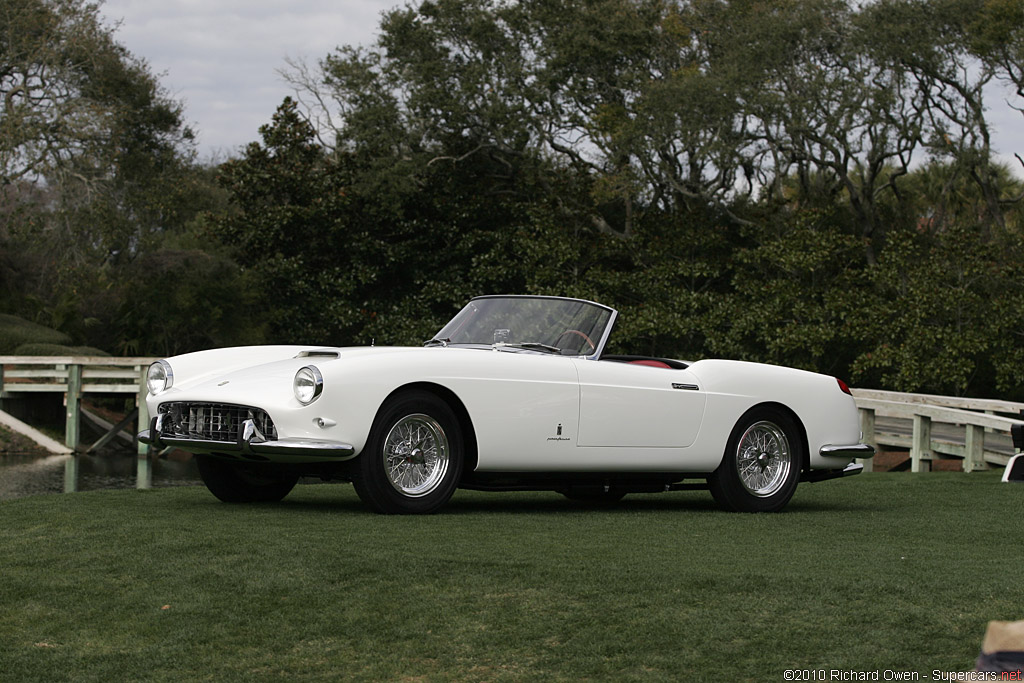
[[195, 456, 299, 503], [352, 391, 464, 514], [709, 406, 803, 512]]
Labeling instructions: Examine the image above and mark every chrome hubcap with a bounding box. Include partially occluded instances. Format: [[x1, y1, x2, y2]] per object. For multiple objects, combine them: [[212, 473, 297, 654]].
[[383, 414, 449, 497], [735, 420, 791, 497]]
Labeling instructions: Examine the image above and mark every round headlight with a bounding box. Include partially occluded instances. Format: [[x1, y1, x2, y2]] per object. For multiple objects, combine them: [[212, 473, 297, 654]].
[[293, 365, 323, 405], [147, 360, 173, 395]]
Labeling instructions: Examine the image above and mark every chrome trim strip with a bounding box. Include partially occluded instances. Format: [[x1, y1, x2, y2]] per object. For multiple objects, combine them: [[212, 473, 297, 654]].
[[587, 308, 617, 361], [819, 443, 875, 459]]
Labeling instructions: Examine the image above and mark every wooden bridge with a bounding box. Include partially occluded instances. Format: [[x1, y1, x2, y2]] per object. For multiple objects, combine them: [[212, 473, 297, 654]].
[[0, 356, 156, 491], [851, 388, 1023, 472], [0, 356, 1022, 492]]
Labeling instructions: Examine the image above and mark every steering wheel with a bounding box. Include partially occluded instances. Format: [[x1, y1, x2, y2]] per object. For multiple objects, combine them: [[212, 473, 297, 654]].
[[554, 329, 596, 354]]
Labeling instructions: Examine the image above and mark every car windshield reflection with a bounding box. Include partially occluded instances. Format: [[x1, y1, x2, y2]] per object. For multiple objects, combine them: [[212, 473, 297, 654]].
[[430, 296, 615, 357]]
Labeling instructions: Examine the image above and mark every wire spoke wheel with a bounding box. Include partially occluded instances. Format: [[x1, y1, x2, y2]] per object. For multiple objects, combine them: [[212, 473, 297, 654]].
[[383, 414, 450, 497], [734, 421, 791, 497], [709, 407, 803, 512], [353, 391, 464, 514]]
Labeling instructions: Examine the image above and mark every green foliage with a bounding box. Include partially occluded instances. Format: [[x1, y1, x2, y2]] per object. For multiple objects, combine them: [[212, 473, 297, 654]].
[[704, 207, 865, 374], [0, 314, 70, 354], [11, 343, 109, 356], [0, 0, 220, 358], [846, 222, 1024, 396], [838, 161, 1024, 397], [210, 99, 382, 346], [102, 244, 263, 357]]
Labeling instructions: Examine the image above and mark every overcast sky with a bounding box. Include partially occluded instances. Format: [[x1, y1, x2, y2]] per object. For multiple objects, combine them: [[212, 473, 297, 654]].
[[100, 0, 1023, 171], [100, 0, 400, 158]]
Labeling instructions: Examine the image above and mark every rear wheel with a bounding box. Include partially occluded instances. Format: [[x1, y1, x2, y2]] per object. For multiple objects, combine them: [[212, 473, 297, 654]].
[[195, 456, 298, 503], [709, 406, 802, 512], [352, 391, 463, 514]]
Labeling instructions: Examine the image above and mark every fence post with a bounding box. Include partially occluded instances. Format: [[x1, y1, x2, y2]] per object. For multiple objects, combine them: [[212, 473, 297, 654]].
[[64, 363, 82, 451], [911, 414, 932, 472], [63, 363, 83, 492], [963, 424, 986, 473], [858, 407, 875, 473], [136, 364, 152, 489]]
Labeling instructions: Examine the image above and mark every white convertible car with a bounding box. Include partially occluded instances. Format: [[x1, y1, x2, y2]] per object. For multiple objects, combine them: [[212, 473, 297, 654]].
[[139, 295, 873, 513]]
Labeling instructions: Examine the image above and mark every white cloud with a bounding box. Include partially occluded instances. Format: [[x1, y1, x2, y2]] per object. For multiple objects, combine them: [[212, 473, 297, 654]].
[[101, 0, 399, 158]]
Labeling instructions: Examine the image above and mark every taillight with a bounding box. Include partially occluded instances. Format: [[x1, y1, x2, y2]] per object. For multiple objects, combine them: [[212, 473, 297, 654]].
[[836, 378, 852, 395]]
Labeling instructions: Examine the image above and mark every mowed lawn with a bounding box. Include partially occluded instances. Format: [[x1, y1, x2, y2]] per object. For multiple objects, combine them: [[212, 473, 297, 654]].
[[1, 472, 1021, 681]]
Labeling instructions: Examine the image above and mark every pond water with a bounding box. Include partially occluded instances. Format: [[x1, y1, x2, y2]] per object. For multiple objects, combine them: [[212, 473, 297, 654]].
[[0, 451, 201, 501]]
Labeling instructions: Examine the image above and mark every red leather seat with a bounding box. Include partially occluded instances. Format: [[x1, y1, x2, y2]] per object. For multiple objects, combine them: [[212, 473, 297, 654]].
[[628, 359, 672, 369]]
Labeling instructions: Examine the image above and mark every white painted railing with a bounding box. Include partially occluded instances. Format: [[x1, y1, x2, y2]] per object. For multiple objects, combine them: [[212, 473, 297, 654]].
[[0, 356, 156, 451], [0, 356, 158, 491], [851, 388, 1023, 473]]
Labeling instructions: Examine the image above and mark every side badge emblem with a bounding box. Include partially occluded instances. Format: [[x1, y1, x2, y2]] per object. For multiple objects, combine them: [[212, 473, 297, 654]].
[[547, 423, 570, 442]]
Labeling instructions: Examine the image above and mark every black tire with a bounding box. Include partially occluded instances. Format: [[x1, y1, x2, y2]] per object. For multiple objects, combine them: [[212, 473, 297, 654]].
[[195, 456, 298, 503], [352, 390, 463, 514], [709, 406, 803, 513]]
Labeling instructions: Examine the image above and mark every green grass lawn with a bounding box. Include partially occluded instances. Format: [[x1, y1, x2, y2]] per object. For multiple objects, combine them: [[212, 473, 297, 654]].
[[1, 472, 1021, 681]]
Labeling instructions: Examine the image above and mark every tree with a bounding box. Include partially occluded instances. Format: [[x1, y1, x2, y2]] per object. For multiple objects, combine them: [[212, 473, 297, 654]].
[[261, 0, 1024, 397], [0, 0, 241, 357], [860, 0, 1021, 229], [1, 0, 190, 186], [847, 161, 1024, 396]]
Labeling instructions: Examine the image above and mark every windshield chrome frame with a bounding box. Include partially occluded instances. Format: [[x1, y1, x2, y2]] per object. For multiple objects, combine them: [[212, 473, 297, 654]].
[[463, 295, 618, 361]]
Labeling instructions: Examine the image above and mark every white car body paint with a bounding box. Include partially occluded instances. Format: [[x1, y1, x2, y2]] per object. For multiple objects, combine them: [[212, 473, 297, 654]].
[[146, 344, 862, 474]]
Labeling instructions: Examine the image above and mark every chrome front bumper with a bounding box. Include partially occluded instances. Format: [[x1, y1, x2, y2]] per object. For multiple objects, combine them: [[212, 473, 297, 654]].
[[138, 417, 355, 462]]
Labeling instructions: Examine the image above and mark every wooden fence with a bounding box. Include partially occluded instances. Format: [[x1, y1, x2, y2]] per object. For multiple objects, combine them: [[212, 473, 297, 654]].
[[0, 356, 157, 491], [851, 388, 1024, 473]]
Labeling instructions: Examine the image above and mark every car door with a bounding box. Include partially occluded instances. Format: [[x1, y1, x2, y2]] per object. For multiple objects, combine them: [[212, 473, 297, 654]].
[[572, 359, 706, 448]]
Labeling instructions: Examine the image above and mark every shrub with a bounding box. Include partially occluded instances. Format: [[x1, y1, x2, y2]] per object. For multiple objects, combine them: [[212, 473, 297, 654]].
[[10, 343, 110, 357], [0, 314, 71, 354]]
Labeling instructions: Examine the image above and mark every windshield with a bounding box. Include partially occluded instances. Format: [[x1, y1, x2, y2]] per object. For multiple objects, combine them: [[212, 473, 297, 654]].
[[431, 296, 614, 356]]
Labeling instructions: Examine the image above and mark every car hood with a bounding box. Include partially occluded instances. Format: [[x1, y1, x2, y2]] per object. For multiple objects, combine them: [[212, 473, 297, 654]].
[[153, 345, 433, 407]]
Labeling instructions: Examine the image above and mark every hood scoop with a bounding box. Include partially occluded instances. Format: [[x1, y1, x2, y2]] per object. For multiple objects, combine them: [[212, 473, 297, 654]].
[[295, 350, 340, 359]]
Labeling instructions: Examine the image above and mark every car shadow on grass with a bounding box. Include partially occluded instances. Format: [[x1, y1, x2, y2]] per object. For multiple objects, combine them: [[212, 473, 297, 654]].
[[441, 493, 878, 515], [177, 482, 878, 516]]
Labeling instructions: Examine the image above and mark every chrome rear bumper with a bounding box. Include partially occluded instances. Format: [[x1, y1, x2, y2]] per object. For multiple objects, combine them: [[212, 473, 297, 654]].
[[819, 443, 875, 459]]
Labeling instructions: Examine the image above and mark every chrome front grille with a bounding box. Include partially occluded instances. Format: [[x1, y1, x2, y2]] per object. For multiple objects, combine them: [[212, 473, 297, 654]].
[[157, 402, 277, 442]]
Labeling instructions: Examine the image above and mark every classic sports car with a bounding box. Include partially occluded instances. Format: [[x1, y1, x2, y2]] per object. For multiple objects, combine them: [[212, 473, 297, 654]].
[[139, 295, 873, 513]]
